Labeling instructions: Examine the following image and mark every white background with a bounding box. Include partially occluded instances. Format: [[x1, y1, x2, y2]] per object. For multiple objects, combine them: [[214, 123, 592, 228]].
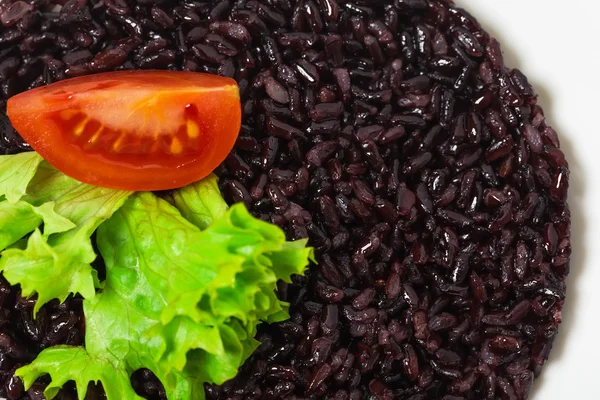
[[457, 0, 600, 398]]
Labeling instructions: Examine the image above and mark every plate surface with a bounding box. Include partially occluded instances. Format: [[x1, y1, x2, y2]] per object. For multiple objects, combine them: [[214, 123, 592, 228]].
[[457, 0, 600, 398]]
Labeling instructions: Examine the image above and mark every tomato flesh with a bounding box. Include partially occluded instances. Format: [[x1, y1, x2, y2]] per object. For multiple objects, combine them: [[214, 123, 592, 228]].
[[7, 71, 241, 191]]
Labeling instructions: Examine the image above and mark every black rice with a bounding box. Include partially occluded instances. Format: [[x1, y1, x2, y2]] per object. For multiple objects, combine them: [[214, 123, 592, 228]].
[[0, 0, 571, 399]]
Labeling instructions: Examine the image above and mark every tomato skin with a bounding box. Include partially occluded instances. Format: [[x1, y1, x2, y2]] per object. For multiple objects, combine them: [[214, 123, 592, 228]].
[[7, 71, 241, 191]]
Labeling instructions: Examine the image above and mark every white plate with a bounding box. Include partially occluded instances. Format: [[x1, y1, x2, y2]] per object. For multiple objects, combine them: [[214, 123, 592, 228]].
[[456, 0, 600, 399]]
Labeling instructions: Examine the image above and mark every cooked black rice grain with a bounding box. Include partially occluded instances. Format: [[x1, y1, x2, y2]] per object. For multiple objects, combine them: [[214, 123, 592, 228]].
[[0, 0, 570, 399]]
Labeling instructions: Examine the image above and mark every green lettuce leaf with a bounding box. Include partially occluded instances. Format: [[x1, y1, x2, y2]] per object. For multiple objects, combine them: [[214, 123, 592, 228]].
[[170, 173, 228, 229], [17, 179, 312, 400], [24, 161, 134, 233], [0, 151, 44, 203], [0, 154, 133, 313], [1, 228, 97, 314], [0, 200, 75, 249], [16, 346, 143, 400]]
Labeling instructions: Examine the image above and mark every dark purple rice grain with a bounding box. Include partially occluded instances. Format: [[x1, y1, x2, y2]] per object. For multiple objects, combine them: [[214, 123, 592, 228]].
[[0, 0, 571, 399]]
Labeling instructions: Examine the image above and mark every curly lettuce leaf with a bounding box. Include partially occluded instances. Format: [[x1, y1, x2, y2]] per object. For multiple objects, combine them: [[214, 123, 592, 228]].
[[0, 200, 75, 249], [1, 228, 98, 314], [0, 151, 44, 203], [16, 346, 143, 400], [17, 179, 312, 400], [24, 161, 133, 234], [170, 173, 228, 229], [0, 154, 133, 313]]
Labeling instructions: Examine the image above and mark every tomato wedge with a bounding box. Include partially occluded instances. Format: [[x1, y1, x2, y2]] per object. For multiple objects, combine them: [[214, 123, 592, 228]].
[[7, 71, 241, 191]]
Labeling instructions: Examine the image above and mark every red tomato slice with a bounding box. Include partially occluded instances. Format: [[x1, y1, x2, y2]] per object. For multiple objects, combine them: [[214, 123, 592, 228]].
[[7, 71, 241, 191]]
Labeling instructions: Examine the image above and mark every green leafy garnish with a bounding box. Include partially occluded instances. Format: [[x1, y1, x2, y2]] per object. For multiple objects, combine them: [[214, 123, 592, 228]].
[[170, 173, 229, 230], [0, 154, 133, 314], [0, 151, 44, 203], [15, 347, 142, 399], [0, 153, 313, 399]]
